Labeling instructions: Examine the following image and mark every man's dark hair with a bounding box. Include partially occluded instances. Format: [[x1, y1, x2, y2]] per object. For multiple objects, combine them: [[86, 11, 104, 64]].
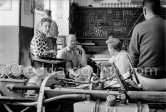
[[41, 17, 52, 25], [108, 32, 114, 37], [142, 0, 161, 15], [44, 9, 52, 17]]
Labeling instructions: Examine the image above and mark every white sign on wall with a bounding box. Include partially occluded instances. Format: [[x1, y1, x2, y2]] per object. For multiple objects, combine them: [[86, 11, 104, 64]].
[[0, 0, 12, 10], [48, 0, 69, 35]]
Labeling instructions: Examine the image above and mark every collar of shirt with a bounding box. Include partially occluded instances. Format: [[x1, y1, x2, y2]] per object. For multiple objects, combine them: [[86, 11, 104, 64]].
[[66, 47, 77, 54], [36, 30, 47, 37], [66, 47, 71, 51]]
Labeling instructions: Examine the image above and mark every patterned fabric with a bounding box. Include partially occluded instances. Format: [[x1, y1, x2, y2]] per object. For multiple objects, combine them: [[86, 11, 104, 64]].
[[30, 30, 49, 58]]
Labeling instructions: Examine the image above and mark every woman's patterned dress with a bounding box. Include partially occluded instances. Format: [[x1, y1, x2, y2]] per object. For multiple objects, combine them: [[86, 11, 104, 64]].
[[30, 30, 49, 58]]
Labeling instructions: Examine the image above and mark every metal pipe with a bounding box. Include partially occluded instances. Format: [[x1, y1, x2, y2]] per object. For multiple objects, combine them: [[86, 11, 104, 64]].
[[44, 87, 166, 103], [0, 97, 36, 102], [7, 84, 40, 91], [15, 94, 89, 106], [3, 103, 13, 112], [45, 87, 120, 100]]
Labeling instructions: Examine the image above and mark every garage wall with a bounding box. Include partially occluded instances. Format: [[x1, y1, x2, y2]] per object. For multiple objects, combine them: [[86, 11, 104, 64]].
[[0, 0, 20, 64]]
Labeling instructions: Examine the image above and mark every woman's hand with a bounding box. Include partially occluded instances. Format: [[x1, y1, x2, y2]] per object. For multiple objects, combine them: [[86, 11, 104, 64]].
[[49, 50, 57, 55], [43, 50, 57, 56]]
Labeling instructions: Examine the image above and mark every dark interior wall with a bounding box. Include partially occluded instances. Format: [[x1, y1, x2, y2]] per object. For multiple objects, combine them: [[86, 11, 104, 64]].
[[19, 26, 34, 66]]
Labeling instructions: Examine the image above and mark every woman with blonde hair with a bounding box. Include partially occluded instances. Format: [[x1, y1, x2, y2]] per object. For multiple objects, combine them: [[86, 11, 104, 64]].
[[30, 17, 56, 58]]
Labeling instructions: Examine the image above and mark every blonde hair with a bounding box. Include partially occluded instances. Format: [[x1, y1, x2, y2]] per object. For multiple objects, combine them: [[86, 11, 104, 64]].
[[106, 38, 122, 52], [41, 17, 52, 26]]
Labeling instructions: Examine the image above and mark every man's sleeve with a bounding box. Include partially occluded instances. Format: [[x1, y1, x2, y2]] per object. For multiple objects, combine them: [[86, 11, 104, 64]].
[[129, 27, 140, 67], [77, 47, 87, 67], [78, 53, 87, 67]]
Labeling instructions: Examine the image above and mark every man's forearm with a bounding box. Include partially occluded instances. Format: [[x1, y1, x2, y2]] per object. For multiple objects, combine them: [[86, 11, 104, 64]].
[[129, 55, 139, 68], [100, 61, 111, 67], [80, 52, 87, 66]]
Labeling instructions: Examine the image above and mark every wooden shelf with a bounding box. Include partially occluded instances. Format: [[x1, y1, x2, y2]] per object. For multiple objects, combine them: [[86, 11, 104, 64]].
[[80, 7, 142, 9], [82, 45, 107, 54], [78, 38, 130, 40]]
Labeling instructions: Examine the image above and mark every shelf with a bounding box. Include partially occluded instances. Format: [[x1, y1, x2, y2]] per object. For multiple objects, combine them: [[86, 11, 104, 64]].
[[82, 46, 107, 54], [78, 38, 130, 40], [78, 38, 107, 40], [80, 7, 142, 9], [118, 38, 131, 40], [82, 46, 107, 48]]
